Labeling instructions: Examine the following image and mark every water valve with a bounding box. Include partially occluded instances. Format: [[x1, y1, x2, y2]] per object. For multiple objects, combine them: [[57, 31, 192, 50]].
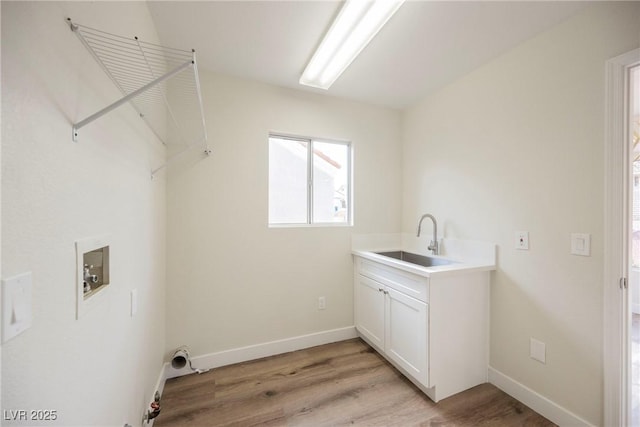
[[144, 391, 161, 424]]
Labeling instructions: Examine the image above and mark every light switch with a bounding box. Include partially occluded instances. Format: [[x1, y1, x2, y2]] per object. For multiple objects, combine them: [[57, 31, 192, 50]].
[[571, 233, 591, 256], [2, 272, 33, 343], [131, 289, 138, 317]]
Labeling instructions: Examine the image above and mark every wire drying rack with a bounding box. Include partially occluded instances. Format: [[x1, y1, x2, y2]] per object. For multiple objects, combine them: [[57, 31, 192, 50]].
[[67, 18, 210, 177]]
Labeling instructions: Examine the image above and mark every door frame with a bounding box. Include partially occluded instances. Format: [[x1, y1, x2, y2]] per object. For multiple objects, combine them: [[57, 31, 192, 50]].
[[604, 47, 640, 427]]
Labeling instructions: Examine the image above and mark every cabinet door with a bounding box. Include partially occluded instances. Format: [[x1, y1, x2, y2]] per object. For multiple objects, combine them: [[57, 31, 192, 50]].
[[385, 287, 428, 386], [355, 275, 385, 350]]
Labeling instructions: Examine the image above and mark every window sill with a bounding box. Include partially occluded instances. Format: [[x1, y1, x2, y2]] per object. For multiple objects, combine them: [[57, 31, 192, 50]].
[[268, 222, 353, 229]]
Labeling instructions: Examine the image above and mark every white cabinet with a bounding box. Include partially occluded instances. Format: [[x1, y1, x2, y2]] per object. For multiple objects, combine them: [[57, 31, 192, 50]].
[[385, 287, 428, 385], [353, 255, 489, 402], [355, 275, 385, 349], [355, 275, 428, 385]]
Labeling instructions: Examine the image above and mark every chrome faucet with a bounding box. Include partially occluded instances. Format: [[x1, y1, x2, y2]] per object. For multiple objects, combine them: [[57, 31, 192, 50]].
[[417, 214, 438, 255]]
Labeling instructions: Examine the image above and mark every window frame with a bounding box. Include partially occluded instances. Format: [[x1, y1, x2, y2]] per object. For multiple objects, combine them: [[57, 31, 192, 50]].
[[268, 133, 353, 227]]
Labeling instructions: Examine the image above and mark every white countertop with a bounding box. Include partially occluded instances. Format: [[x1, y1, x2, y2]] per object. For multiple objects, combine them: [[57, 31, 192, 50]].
[[352, 249, 496, 278]]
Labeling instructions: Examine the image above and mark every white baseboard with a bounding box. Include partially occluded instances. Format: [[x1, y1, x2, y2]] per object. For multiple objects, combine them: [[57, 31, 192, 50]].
[[488, 366, 595, 427], [165, 326, 358, 379]]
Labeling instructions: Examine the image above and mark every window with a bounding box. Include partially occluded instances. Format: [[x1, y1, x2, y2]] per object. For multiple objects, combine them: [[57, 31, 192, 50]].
[[269, 134, 351, 226]]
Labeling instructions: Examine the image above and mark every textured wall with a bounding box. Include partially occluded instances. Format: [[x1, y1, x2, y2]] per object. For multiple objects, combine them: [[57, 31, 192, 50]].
[[401, 3, 640, 425], [165, 71, 401, 358], [2, 2, 166, 425]]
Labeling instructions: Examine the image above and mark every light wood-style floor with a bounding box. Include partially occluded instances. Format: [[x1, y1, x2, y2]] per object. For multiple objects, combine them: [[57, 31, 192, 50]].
[[155, 338, 556, 426]]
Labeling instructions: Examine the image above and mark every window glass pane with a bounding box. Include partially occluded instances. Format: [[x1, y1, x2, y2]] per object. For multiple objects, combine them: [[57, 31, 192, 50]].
[[313, 141, 349, 223], [269, 137, 308, 224]]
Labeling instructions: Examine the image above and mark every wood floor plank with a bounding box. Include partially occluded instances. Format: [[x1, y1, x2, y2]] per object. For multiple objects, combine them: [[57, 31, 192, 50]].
[[155, 339, 556, 427]]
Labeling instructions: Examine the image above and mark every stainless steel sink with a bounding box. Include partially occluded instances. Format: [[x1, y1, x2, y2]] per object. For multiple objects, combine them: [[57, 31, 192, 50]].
[[375, 251, 455, 267]]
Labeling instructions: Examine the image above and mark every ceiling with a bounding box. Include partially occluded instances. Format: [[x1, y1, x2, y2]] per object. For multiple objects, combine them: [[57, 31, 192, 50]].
[[147, 1, 589, 110]]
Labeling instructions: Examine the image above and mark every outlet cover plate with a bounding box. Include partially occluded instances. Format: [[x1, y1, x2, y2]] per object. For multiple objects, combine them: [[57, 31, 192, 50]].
[[530, 337, 546, 364]]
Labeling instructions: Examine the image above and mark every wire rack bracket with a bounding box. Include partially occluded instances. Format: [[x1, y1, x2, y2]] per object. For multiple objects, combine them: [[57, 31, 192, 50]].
[[68, 18, 210, 177]]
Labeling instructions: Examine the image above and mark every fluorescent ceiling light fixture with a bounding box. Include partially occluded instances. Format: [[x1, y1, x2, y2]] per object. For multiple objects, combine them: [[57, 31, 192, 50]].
[[300, 0, 405, 90]]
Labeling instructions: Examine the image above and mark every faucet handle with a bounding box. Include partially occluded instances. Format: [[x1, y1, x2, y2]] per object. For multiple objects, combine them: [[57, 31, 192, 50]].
[[428, 239, 439, 255]]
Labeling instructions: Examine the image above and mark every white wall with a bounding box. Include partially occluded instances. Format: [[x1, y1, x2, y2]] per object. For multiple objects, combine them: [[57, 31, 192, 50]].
[[402, 3, 640, 425], [5, 2, 634, 425], [165, 71, 401, 357], [2, 2, 166, 426], [1, 1, 3, 415]]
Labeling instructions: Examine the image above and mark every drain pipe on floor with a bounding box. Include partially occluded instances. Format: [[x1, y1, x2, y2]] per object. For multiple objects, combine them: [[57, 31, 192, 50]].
[[171, 346, 210, 374]]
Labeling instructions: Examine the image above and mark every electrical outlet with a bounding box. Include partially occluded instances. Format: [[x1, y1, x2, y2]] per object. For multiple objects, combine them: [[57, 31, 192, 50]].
[[515, 231, 529, 250], [318, 296, 326, 310]]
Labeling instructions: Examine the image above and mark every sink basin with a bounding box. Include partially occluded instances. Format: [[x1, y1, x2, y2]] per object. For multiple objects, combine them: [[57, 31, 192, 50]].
[[375, 251, 455, 267]]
